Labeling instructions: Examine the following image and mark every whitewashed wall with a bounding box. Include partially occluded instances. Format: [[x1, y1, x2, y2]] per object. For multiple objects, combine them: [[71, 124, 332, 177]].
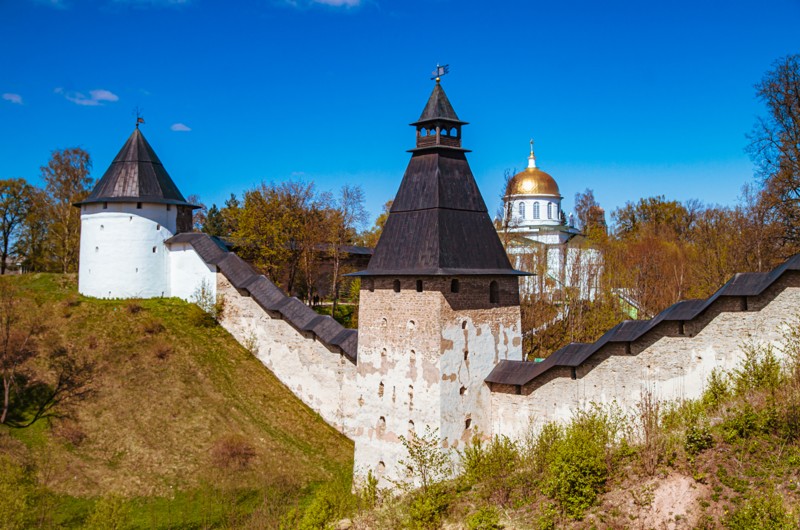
[[216, 274, 358, 435], [168, 243, 218, 303], [490, 277, 800, 440], [78, 202, 176, 299]]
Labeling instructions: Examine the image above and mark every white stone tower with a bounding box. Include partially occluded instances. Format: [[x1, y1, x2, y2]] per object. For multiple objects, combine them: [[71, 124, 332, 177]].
[[351, 80, 526, 487], [75, 127, 197, 299]]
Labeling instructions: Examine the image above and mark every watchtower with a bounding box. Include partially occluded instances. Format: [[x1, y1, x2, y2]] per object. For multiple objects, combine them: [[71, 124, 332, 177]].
[[75, 127, 198, 299], [351, 80, 527, 486]]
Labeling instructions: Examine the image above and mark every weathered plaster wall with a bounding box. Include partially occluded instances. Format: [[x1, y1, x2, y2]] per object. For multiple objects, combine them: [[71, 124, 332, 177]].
[[353, 276, 522, 487], [216, 274, 357, 435], [491, 274, 800, 440]]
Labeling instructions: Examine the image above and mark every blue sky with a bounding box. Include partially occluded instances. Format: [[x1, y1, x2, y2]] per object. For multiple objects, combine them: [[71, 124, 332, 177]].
[[1, 0, 798, 227]]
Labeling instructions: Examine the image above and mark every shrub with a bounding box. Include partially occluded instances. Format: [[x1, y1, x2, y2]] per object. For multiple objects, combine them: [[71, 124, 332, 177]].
[[636, 388, 664, 475], [211, 435, 256, 470], [702, 368, 730, 409], [731, 343, 783, 396], [282, 470, 357, 530], [725, 492, 795, 530], [398, 426, 451, 492], [685, 424, 714, 456], [544, 408, 614, 519], [722, 403, 762, 442], [460, 435, 520, 503], [529, 422, 563, 475], [465, 505, 503, 530], [404, 484, 450, 530]]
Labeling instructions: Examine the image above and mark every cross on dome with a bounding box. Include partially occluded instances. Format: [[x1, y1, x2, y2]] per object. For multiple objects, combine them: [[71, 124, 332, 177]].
[[528, 139, 537, 169]]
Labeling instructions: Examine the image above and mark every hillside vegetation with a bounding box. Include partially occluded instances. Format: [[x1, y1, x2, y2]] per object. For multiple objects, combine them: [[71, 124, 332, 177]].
[[341, 337, 800, 529], [0, 273, 353, 528]]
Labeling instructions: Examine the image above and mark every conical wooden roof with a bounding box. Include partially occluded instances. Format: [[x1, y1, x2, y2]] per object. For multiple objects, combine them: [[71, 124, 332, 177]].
[[411, 82, 466, 125], [77, 128, 196, 207], [357, 84, 524, 277]]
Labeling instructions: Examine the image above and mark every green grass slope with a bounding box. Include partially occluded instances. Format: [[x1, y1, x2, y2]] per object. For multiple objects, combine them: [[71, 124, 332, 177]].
[[0, 274, 353, 528]]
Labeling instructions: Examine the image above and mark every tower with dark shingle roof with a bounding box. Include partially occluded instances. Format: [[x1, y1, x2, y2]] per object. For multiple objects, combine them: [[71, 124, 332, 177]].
[[352, 81, 525, 489], [76, 127, 198, 299]]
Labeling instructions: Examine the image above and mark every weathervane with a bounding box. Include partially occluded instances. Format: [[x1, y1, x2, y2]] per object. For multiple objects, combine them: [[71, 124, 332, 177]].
[[134, 106, 145, 129], [431, 63, 450, 82]]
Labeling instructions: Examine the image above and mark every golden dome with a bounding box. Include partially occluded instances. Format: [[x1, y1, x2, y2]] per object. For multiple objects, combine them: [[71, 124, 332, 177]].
[[506, 167, 560, 197]]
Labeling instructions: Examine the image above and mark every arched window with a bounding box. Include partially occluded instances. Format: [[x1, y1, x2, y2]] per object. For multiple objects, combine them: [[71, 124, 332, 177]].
[[518, 201, 526, 219], [393, 279, 401, 293], [489, 281, 499, 304], [533, 202, 540, 219], [450, 279, 460, 293]]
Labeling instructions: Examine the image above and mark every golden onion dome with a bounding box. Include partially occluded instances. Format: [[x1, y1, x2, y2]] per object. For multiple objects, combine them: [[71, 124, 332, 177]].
[[506, 167, 560, 197], [506, 140, 561, 197]]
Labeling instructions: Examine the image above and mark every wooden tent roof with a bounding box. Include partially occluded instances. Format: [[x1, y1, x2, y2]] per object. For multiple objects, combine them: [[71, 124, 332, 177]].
[[411, 82, 466, 125], [76, 128, 197, 208], [353, 83, 525, 277]]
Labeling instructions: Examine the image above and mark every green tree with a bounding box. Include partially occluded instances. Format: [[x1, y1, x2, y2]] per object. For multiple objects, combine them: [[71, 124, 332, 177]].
[[327, 184, 367, 317], [202, 204, 226, 237], [0, 179, 34, 274], [41, 148, 92, 273], [358, 200, 392, 248], [14, 188, 50, 273]]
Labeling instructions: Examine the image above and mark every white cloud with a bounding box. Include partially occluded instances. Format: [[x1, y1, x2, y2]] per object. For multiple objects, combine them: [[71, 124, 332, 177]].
[[170, 123, 191, 132], [58, 88, 119, 106], [2, 93, 23, 105]]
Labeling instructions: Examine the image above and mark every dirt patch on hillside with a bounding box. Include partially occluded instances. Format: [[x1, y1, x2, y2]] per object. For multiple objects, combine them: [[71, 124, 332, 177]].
[[598, 472, 710, 529]]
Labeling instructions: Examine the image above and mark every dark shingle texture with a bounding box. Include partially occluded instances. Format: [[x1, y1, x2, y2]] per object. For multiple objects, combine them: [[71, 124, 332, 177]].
[[78, 128, 196, 207], [486, 254, 800, 387], [165, 232, 357, 362]]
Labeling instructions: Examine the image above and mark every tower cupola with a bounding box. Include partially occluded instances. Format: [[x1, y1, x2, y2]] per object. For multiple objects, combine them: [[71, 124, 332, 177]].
[[410, 80, 468, 151]]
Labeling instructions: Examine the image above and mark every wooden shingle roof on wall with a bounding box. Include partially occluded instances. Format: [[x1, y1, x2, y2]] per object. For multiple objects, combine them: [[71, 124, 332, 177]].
[[165, 232, 357, 362], [486, 254, 800, 388], [76, 128, 198, 208]]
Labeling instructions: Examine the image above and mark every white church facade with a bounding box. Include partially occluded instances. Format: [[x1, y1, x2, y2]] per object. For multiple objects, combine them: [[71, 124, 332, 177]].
[[500, 142, 602, 301], [75, 83, 800, 490]]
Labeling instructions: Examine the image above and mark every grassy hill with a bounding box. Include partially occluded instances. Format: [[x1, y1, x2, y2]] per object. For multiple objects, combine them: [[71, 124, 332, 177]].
[[0, 274, 353, 528]]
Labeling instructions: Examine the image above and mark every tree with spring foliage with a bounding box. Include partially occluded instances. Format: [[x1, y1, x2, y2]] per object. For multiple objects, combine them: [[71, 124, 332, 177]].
[[40, 148, 93, 273], [327, 184, 367, 318], [0, 179, 34, 274]]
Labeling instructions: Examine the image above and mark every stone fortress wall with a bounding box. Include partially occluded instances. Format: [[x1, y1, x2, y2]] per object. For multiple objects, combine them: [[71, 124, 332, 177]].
[[487, 260, 800, 440], [165, 232, 359, 435], [165, 231, 800, 485]]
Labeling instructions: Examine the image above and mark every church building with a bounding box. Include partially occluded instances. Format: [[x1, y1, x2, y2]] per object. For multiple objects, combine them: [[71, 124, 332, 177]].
[[501, 142, 601, 300]]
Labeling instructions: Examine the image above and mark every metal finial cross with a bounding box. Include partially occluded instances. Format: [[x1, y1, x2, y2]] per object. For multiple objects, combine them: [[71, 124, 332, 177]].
[[431, 63, 450, 82], [529, 138, 535, 157]]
